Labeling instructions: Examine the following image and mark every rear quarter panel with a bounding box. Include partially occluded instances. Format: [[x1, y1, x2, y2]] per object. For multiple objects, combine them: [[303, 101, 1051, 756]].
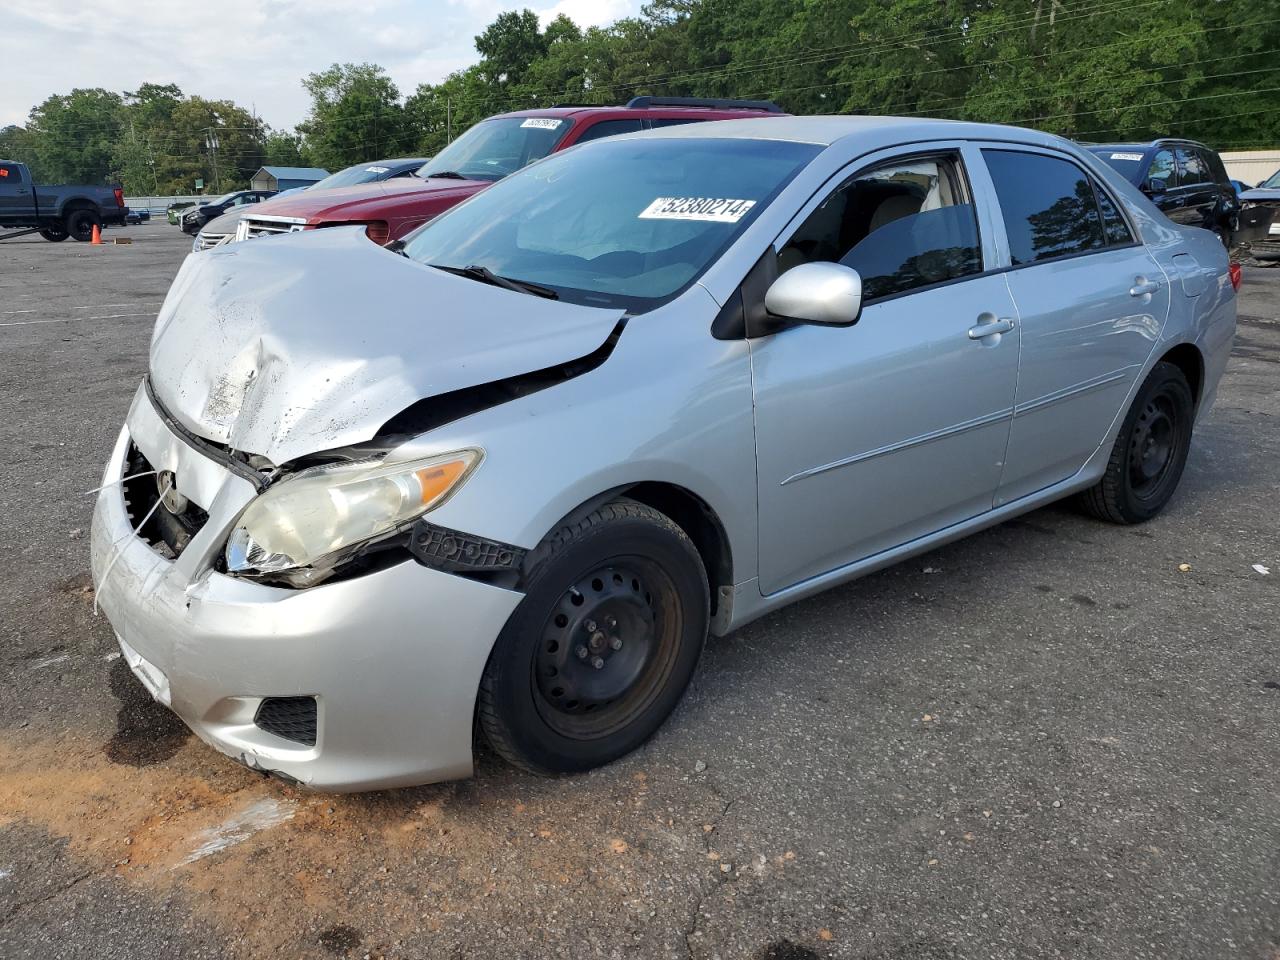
[[1080, 150, 1235, 423]]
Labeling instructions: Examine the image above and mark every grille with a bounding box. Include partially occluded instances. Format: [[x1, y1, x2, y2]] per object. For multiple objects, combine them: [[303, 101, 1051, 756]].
[[255, 697, 318, 746], [122, 443, 209, 558], [240, 216, 307, 240], [194, 231, 231, 251]]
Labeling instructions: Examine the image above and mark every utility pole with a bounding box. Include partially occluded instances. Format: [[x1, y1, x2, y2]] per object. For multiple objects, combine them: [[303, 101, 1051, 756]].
[[205, 128, 220, 193], [131, 117, 160, 194]]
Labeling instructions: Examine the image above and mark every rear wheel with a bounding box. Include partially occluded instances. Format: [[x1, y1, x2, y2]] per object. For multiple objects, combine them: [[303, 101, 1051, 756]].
[[1077, 362, 1194, 524], [478, 499, 709, 775], [39, 225, 68, 242], [66, 208, 101, 242]]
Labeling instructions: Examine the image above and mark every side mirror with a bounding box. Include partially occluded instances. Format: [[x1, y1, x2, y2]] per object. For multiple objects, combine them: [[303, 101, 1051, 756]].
[[764, 261, 863, 328], [1142, 177, 1168, 195]]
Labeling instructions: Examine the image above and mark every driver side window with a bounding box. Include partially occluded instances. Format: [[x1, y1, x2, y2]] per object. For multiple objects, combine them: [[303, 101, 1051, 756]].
[[778, 154, 982, 302]]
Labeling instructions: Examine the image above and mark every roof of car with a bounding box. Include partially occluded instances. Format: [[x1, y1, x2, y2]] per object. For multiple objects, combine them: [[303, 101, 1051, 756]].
[[494, 98, 785, 121], [1086, 138, 1211, 152], [610, 115, 1062, 148]]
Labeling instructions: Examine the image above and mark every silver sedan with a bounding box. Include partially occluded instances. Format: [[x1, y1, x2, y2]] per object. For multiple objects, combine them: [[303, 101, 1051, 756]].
[[90, 116, 1237, 790]]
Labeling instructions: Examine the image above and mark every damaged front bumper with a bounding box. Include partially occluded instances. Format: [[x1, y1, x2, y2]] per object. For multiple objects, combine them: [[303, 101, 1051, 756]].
[[90, 384, 522, 791]]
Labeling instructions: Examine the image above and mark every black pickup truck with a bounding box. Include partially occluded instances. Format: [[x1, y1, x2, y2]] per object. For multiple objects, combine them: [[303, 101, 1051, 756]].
[[0, 160, 127, 241]]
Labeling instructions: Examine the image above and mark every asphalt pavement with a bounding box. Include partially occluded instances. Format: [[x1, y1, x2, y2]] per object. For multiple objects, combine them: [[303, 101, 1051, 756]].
[[1, 222, 1277, 960]]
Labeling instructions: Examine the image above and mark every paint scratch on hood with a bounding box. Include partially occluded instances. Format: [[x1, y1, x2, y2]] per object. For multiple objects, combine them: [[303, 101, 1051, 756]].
[[177, 797, 296, 867]]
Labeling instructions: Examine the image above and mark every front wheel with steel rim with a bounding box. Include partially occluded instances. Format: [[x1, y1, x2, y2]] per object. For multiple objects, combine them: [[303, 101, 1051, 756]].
[[1077, 361, 1195, 524], [478, 499, 709, 775]]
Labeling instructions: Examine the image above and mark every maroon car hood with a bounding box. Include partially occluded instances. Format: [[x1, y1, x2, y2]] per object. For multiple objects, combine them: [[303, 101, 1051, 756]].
[[253, 177, 489, 223]]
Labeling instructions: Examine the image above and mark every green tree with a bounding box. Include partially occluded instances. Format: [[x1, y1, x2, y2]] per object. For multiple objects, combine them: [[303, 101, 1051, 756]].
[[0, 125, 37, 172], [263, 129, 309, 166], [299, 63, 408, 170], [475, 9, 548, 88], [25, 88, 124, 184]]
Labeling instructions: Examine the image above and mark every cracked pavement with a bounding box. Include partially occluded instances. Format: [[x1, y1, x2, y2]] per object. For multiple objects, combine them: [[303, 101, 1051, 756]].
[[1, 224, 1277, 959]]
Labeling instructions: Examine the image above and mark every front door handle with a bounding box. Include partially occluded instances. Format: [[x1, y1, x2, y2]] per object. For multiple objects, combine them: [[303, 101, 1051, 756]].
[[1130, 278, 1160, 297], [967, 317, 1015, 339]]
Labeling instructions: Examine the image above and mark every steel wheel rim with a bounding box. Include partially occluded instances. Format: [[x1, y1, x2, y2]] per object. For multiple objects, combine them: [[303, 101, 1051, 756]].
[[531, 557, 682, 740], [1128, 392, 1177, 498]]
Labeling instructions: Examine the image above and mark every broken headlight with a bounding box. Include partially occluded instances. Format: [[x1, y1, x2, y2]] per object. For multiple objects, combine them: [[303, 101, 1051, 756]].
[[225, 449, 482, 583]]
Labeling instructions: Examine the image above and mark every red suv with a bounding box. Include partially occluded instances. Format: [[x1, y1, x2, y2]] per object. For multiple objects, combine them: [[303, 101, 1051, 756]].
[[235, 97, 785, 246]]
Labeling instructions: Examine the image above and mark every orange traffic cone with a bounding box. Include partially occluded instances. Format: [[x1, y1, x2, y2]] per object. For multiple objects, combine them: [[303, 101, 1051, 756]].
[[91, 223, 102, 245]]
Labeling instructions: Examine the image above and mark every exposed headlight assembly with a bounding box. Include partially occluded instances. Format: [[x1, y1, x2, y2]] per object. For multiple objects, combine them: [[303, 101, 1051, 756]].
[[225, 449, 482, 586]]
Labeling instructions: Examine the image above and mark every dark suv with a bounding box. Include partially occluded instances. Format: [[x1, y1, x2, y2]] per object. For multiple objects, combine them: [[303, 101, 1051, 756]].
[[1086, 138, 1273, 249], [180, 189, 276, 234]]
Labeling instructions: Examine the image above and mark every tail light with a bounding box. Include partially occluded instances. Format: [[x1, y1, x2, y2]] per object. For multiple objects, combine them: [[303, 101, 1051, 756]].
[[1229, 262, 1242, 292], [363, 221, 390, 245], [113, 187, 125, 208]]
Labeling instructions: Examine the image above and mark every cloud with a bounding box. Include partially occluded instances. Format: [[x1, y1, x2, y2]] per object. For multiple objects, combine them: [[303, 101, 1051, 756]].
[[0, 0, 645, 130], [535, 0, 635, 28]]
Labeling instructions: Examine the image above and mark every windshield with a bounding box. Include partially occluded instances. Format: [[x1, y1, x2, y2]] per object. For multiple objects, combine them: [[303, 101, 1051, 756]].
[[417, 117, 572, 182], [202, 193, 235, 205], [1088, 147, 1145, 184], [1262, 169, 1280, 189], [404, 137, 820, 309], [310, 163, 396, 191]]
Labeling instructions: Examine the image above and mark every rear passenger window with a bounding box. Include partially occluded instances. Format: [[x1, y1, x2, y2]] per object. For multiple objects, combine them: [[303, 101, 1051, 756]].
[[1176, 148, 1209, 186], [1147, 150, 1178, 189], [983, 150, 1105, 265], [573, 119, 644, 144], [0, 163, 22, 183], [1093, 182, 1134, 246], [778, 154, 982, 301]]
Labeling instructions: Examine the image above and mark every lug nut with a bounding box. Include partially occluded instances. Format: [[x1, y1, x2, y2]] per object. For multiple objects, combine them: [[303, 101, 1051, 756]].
[[576, 646, 588, 659], [606, 616, 617, 629], [591, 656, 605, 670], [610, 637, 623, 651], [584, 619, 597, 633]]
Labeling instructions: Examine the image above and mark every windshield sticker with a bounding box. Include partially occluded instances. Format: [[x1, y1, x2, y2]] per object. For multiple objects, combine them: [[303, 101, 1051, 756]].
[[639, 197, 757, 223], [364, 165, 389, 173], [1110, 152, 1144, 162], [520, 118, 563, 130]]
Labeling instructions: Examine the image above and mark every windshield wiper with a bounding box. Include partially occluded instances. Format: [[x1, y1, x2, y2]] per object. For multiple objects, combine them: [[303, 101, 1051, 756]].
[[421, 170, 469, 180], [435, 264, 559, 300]]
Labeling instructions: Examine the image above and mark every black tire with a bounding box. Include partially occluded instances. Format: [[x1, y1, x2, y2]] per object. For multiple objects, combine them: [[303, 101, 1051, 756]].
[[39, 225, 68, 242], [1077, 361, 1195, 524], [66, 208, 101, 242], [478, 498, 709, 776]]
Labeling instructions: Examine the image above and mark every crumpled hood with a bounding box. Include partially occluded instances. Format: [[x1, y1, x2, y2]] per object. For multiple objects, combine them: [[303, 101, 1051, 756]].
[[149, 227, 624, 463]]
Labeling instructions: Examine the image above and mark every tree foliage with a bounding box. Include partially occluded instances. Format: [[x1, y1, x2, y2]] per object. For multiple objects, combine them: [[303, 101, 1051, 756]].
[[4, 0, 1276, 193], [297, 63, 410, 171]]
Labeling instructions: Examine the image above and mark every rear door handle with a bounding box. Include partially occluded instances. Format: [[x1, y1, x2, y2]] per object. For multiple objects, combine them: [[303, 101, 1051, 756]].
[[967, 317, 1015, 339], [1130, 278, 1160, 297]]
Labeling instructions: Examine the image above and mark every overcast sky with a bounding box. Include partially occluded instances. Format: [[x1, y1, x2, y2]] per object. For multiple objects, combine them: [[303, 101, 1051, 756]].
[[1, 0, 644, 130]]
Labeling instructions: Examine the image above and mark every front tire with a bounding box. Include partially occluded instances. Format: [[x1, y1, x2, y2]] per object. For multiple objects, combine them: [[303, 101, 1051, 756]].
[[40, 225, 68, 242], [478, 499, 709, 776], [1077, 362, 1195, 524]]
